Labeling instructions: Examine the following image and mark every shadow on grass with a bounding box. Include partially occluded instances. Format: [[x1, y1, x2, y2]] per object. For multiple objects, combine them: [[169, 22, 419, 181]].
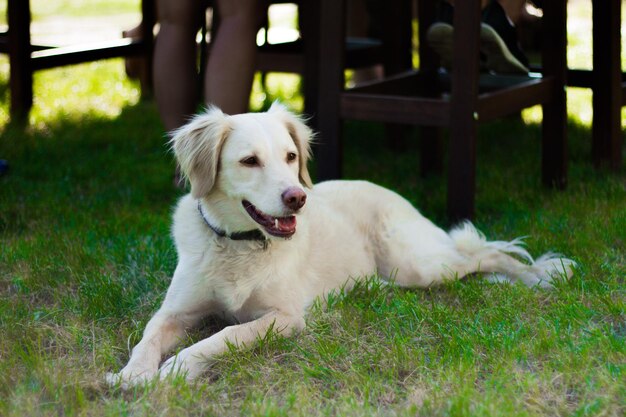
[[341, 115, 622, 227], [0, 100, 177, 214], [0, 101, 179, 321]]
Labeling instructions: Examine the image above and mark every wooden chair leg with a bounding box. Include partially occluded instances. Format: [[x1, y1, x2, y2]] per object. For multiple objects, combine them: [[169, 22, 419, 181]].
[[592, 0, 622, 170], [138, 0, 156, 99], [311, 0, 345, 181], [300, 0, 318, 126], [418, 0, 444, 177], [8, 0, 33, 121], [381, 0, 412, 76], [447, 0, 482, 222], [541, 0, 567, 189], [382, 0, 413, 152]]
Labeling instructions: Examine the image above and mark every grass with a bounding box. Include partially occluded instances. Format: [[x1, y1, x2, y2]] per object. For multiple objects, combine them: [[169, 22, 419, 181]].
[[0, 2, 625, 416]]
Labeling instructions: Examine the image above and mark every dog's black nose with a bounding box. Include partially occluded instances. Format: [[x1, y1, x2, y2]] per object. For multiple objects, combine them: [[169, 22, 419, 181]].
[[282, 187, 307, 211]]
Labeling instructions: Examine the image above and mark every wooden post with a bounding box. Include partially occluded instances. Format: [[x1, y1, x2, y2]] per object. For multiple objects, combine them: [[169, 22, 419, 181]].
[[8, 0, 33, 120], [447, 0, 482, 221], [592, 0, 622, 170], [139, 0, 155, 99], [382, 0, 413, 152], [541, 0, 567, 188], [301, 0, 319, 126], [417, 0, 444, 176], [312, 0, 345, 181]]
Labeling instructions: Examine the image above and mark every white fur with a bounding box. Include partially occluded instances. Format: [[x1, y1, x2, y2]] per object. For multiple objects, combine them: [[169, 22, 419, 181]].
[[106, 103, 575, 387]]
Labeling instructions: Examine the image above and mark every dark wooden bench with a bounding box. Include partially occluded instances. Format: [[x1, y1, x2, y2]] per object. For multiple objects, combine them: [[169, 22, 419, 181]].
[[2, 0, 155, 120]]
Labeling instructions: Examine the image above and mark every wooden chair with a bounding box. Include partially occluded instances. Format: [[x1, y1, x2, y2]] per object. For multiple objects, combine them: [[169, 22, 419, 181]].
[[1, 0, 155, 120], [308, 0, 568, 221], [530, 0, 624, 171], [586, 0, 623, 170]]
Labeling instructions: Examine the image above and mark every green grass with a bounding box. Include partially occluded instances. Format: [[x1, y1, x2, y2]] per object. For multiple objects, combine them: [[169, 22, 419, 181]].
[[1, 2, 625, 416]]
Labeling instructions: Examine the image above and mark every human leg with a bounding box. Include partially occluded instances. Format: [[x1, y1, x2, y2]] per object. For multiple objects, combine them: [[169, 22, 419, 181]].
[[154, 0, 205, 131], [480, 0, 529, 73], [204, 0, 264, 115], [445, 0, 490, 7], [497, 0, 527, 24]]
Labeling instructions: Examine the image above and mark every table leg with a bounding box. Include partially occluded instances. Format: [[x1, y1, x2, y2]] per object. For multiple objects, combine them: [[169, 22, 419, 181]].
[[541, 0, 567, 188], [592, 0, 622, 170], [447, 0, 482, 221], [311, 0, 345, 181], [8, 0, 33, 120]]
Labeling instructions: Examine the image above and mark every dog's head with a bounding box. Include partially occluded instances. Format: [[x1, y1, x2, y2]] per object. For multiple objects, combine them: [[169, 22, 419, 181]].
[[171, 102, 313, 239]]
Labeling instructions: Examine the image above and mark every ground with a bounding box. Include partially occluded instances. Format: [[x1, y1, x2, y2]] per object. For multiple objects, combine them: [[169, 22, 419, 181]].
[[0, 1, 624, 416]]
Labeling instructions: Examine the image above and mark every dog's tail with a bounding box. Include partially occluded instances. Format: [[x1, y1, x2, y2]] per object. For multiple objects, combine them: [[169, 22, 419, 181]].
[[449, 222, 575, 287]]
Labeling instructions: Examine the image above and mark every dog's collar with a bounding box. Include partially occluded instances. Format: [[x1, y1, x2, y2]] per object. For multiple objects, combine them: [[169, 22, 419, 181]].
[[197, 200, 268, 246]]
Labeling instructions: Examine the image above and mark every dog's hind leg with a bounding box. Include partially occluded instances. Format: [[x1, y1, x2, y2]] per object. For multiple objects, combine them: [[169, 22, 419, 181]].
[[376, 220, 575, 289], [446, 222, 575, 287]]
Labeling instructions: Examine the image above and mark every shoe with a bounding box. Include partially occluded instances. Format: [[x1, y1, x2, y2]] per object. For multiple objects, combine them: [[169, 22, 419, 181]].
[[480, 0, 529, 74], [426, 2, 455, 68], [0, 160, 8, 176], [427, 22, 455, 69], [426, 2, 491, 72]]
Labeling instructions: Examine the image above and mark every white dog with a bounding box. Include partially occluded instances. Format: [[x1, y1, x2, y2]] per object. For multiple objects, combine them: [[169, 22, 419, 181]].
[[107, 103, 574, 387]]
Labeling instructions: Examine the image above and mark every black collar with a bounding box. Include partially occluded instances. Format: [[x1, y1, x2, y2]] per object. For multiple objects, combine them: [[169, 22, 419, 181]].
[[197, 200, 268, 244]]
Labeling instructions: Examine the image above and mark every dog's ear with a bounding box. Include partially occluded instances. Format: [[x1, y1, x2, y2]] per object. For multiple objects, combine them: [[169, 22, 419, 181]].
[[268, 102, 314, 188], [170, 107, 232, 198]]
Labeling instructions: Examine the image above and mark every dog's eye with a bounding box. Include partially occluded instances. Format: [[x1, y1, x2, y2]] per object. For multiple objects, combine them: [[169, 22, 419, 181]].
[[287, 152, 297, 162], [241, 156, 259, 167]]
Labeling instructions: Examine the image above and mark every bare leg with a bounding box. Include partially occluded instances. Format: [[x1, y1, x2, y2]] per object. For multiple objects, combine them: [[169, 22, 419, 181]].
[[154, 0, 205, 131], [204, 0, 264, 115], [497, 0, 528, 24], [445, 0, 526, 22], [446, 0, 491, 9]]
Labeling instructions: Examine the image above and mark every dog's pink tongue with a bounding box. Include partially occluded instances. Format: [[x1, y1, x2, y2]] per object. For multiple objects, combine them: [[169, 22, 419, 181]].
[[277, 216, 296, 232]]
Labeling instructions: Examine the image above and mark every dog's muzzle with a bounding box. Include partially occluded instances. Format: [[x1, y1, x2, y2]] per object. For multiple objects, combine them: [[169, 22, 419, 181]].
[[242, 200, 298, 238]]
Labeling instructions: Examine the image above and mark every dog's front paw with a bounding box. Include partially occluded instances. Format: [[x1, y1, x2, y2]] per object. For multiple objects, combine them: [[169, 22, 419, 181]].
[[105, 366, 158, 389], [159, 350, 206, 382]]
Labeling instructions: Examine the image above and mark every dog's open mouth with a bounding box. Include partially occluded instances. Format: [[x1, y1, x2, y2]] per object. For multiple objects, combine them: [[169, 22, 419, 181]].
[[242, 200, 296, 238]]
